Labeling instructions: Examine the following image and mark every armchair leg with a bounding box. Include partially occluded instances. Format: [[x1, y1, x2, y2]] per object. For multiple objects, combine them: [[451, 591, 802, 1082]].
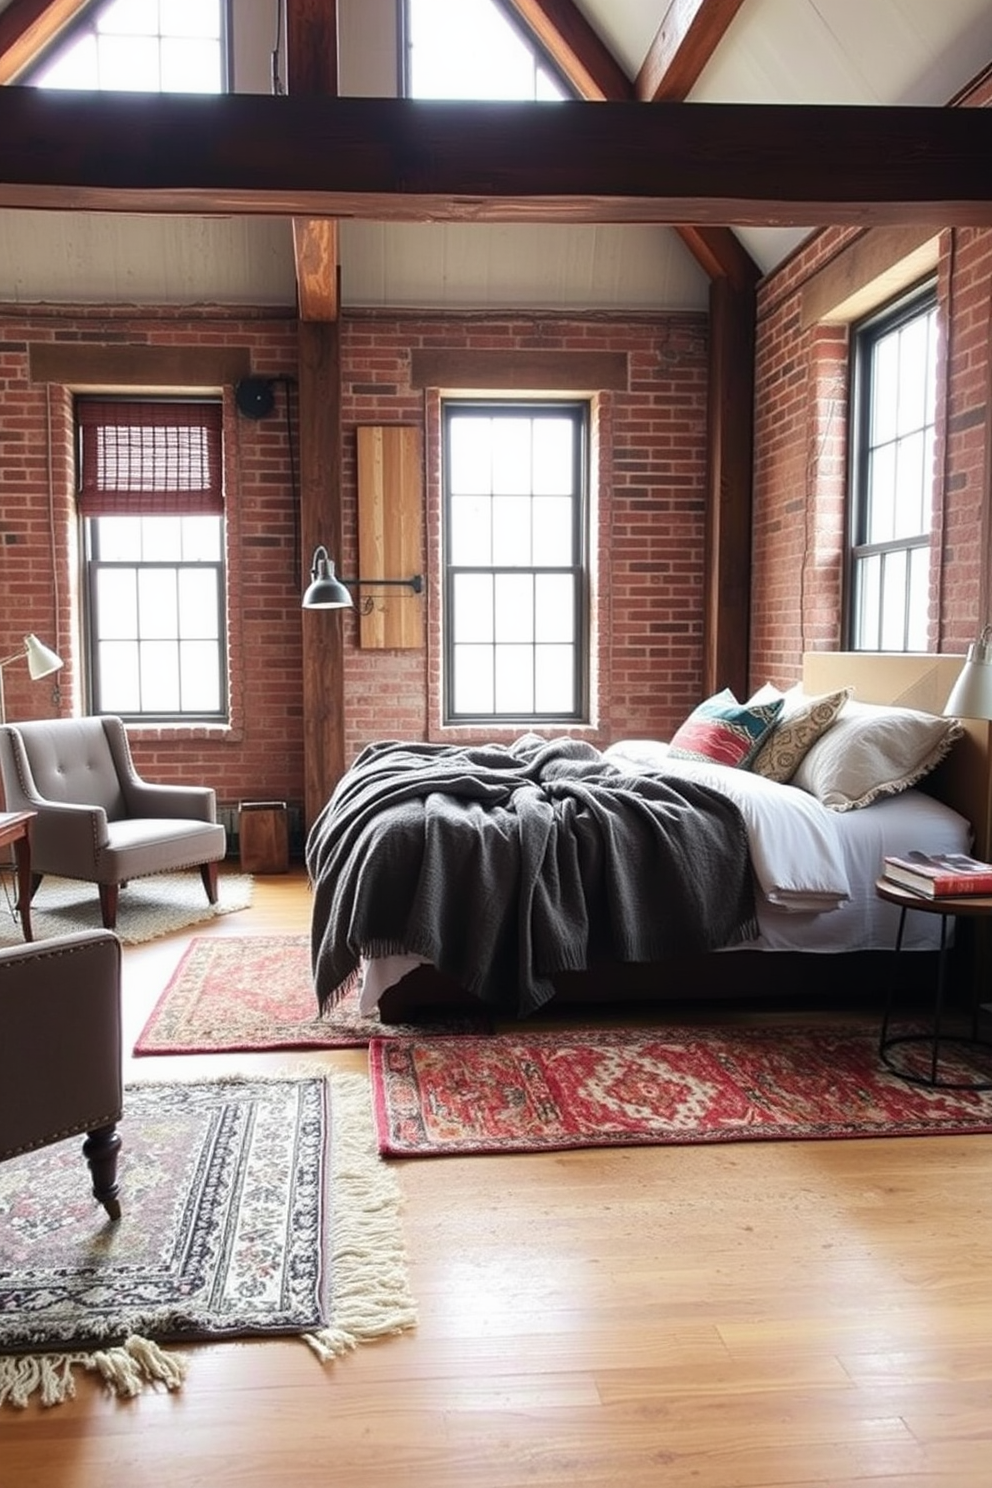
[[83, 1123, 122, 1221], [201, 860, 219, 905], [99, 883, 120, 929]]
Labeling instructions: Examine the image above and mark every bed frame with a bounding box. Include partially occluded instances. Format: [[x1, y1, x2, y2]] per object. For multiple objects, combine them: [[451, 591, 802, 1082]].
[[377, 652, 990, 1023]]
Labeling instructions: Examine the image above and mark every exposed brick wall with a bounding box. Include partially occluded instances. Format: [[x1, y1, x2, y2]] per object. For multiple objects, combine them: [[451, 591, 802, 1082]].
[[1, 304, 708, 825]]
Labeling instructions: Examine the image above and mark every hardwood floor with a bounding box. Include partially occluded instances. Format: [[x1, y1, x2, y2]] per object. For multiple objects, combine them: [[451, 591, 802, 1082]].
[[4, 866, 992, 1486]]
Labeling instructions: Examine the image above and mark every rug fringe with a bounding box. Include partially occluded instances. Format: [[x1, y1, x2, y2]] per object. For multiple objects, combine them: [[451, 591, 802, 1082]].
[[0, 1336, 189, 1409], [304, 1073, 418, 1362]]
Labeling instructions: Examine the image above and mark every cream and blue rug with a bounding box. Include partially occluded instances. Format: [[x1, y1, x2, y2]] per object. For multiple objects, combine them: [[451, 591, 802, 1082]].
[[0, 1072, 416, 1408], [0, 871, 253, 948]]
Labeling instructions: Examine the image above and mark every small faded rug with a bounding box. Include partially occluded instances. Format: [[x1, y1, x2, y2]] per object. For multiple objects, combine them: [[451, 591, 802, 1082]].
[[0, 1071, 416, 1408], [369, 1024, 992, 1157], [0, 872, 253, 948], [134, 934, 487, 1054]]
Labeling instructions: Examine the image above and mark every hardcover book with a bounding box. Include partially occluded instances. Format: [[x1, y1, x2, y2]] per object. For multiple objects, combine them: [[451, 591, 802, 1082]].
[[882, 850, 992, 898]]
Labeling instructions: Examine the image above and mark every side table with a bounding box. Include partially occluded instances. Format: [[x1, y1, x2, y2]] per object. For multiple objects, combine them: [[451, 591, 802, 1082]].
[[0, 809, 36, 941], [875, 877, 992, 1090]]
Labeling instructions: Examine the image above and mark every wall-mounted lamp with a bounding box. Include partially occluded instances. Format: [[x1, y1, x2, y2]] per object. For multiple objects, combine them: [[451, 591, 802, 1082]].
[[944, 625, 992, 722], [302, 545, 424, 611], [0, 634, 64, 726]]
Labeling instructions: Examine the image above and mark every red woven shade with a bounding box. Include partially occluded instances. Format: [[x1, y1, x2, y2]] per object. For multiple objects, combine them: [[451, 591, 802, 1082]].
[[77, 399, 224, 515]]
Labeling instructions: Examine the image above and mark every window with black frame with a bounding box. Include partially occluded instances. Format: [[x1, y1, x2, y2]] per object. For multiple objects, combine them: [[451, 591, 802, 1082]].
[[443, 401, 588, 724], [78, 398, 228, 723], [848, 284, 939, 652]]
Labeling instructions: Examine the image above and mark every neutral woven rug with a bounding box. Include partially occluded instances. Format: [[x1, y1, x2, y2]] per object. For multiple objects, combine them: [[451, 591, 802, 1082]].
[[0, 871, 253, 948], [134, 934, 488, 1054], [0, 1071, 416, 1408], [369, 1023, 992, 1157]]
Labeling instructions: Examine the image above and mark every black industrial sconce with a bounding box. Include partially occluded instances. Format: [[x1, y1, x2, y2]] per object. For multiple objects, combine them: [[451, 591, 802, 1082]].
[[302, 544, 424, 611]]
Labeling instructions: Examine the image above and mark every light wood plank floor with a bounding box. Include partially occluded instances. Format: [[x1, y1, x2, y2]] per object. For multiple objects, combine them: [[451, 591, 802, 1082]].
[[3, 866, 992, 1487]]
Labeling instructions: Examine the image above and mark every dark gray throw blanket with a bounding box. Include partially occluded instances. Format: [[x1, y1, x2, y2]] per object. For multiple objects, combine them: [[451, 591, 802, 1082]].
[[306, 735, 758, 1019]]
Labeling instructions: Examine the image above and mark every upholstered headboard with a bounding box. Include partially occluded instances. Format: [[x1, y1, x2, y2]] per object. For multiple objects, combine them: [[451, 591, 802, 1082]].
[[802, 651, 992, 858]]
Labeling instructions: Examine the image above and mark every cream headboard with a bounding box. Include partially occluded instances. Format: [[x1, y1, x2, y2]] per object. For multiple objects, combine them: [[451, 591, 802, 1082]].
[[802, 651, 992, 858]]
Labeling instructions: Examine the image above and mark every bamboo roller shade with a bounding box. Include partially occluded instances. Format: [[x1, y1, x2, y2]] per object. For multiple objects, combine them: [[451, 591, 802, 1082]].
[[356, 425, 424, 649]]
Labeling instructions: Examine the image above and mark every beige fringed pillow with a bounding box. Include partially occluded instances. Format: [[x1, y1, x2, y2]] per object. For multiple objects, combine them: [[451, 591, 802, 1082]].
[[791, 700, 964, 811], [749, 685, 852, 784]]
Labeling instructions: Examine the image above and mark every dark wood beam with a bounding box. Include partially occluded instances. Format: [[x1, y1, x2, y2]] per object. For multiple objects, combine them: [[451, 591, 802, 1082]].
[[0, 0, 88, 84], [501, 0, 633, 100], [286, 0, 340, 325], [637, 0, 746, 102], [0, 92, 987, 226], [299, 318, 345, 826]]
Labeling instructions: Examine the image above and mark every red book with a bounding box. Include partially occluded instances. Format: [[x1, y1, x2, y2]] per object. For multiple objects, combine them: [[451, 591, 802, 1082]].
[[882, 851, 992, 898]]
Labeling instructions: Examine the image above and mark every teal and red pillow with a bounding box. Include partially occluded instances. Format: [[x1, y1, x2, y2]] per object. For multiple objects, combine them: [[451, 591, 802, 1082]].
[[667, 688, 784, 768]]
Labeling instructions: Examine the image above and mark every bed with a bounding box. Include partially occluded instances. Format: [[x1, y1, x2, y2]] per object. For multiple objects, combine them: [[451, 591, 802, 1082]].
[[307, 652, 992, 1023]]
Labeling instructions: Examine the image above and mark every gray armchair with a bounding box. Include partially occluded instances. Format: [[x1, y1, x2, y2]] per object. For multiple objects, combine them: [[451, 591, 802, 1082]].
[[0, 716, 227, 931], [0, 929, 123, 1219]]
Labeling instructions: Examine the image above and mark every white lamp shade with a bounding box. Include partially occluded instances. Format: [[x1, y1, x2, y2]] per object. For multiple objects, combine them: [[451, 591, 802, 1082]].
[[23, 633, 63, 680], [944, 631, 992, 721]]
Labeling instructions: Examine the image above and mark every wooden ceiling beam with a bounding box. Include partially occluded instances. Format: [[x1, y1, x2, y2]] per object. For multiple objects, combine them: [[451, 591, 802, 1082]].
[[501, 0, 633, 100], [286, 0, 340, 324], [0, 0, 89, 84], [637, 0, 746, 103], [0, 91, 986, 227]]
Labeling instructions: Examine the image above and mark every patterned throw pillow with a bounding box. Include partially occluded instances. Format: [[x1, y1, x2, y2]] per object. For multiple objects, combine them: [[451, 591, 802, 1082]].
[[668, 688, 784, 768], [750, 685, 852, 784]]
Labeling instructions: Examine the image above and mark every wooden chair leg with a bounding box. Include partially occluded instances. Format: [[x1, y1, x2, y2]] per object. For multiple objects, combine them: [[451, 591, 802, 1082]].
[[200, 860, 219, 904], [98, 882, 120, 929], [83, 1123, 122, 1221]]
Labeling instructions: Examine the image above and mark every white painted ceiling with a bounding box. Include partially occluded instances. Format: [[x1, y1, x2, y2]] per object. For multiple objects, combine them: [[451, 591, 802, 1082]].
[[1, 0, 990, 311]]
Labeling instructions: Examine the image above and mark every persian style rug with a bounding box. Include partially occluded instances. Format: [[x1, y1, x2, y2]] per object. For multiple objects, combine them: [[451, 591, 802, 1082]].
[[369, 1023, 992, 1157], [0, 871, 253, 948], [134, 934, 487, 1054], [0, 1071, 416, 1408]]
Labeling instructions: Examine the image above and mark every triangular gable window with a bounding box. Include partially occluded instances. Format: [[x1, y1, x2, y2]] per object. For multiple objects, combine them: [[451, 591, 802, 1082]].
[[25, 0, 223, 92], [404, 0, 570, 99]]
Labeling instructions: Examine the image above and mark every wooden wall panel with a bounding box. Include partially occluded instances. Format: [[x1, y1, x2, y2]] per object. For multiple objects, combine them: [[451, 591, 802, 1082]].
[[356, 425, 424, 649]]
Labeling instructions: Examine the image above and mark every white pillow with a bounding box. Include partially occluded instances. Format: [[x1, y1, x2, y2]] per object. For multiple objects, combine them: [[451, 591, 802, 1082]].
[[791, 699, 962, 811]]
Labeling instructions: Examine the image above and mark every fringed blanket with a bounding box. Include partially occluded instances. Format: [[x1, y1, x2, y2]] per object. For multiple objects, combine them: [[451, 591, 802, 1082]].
[[307, 736, 757, 1019]]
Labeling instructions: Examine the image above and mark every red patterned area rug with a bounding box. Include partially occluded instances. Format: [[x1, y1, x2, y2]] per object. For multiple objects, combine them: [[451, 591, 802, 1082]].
[[369, 1024, 992, 1157], [134, 935, 485, 1055]]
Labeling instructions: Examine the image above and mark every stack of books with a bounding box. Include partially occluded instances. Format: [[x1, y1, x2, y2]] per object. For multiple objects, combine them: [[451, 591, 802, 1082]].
[[881, 850, 992, 899]]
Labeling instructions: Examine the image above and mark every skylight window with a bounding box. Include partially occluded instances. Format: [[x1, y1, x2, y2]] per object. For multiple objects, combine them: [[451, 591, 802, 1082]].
[[405, 0, 568, 100], [31, 0, 223, 93]]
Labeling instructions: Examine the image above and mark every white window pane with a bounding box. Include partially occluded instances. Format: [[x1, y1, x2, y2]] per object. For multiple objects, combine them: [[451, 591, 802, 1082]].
[[138, 569, 178, 639], [924, 312, 938, 425], [494, 646, 534, 712], [449, 419, 492, 495], [100, 35, 159, 89], [162, 38, 219, 93], [536, 69, 566, 101], [536, 646, 575, 713], [142, 516, 182, 561], [897, 316, 930, 433], [164, 2, 221, 39], [35, 35, 98, 87], [492, 497, 531, 565], [100, 0, 158, 33], [95, 516, 142, 561], [96, 568, 138, 638], [535, 574, 574, 642], [921, 428, 935, 535], [409, 0, 557, 101], [97, 641, 140, 712], [894, 431, 925, 538], [532, 497, 573, 565], [866, 444, 896, 542], [140, 640, 180, 711], [855, 555, 881, 650], [879, 550, 908, 650], [178, 570, 219, 638], [532, 420, 573, 495], [494, 574, 533, 643], [181, 516, 222, 561], [452, 645, 493, 714], [449, 496, 492, 565], [871, 334, 899, 445], [491, 420, 532, 496], [452, 573, 493, 642], [907, 548, 931, 651], [180, 641, 221, 711]]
